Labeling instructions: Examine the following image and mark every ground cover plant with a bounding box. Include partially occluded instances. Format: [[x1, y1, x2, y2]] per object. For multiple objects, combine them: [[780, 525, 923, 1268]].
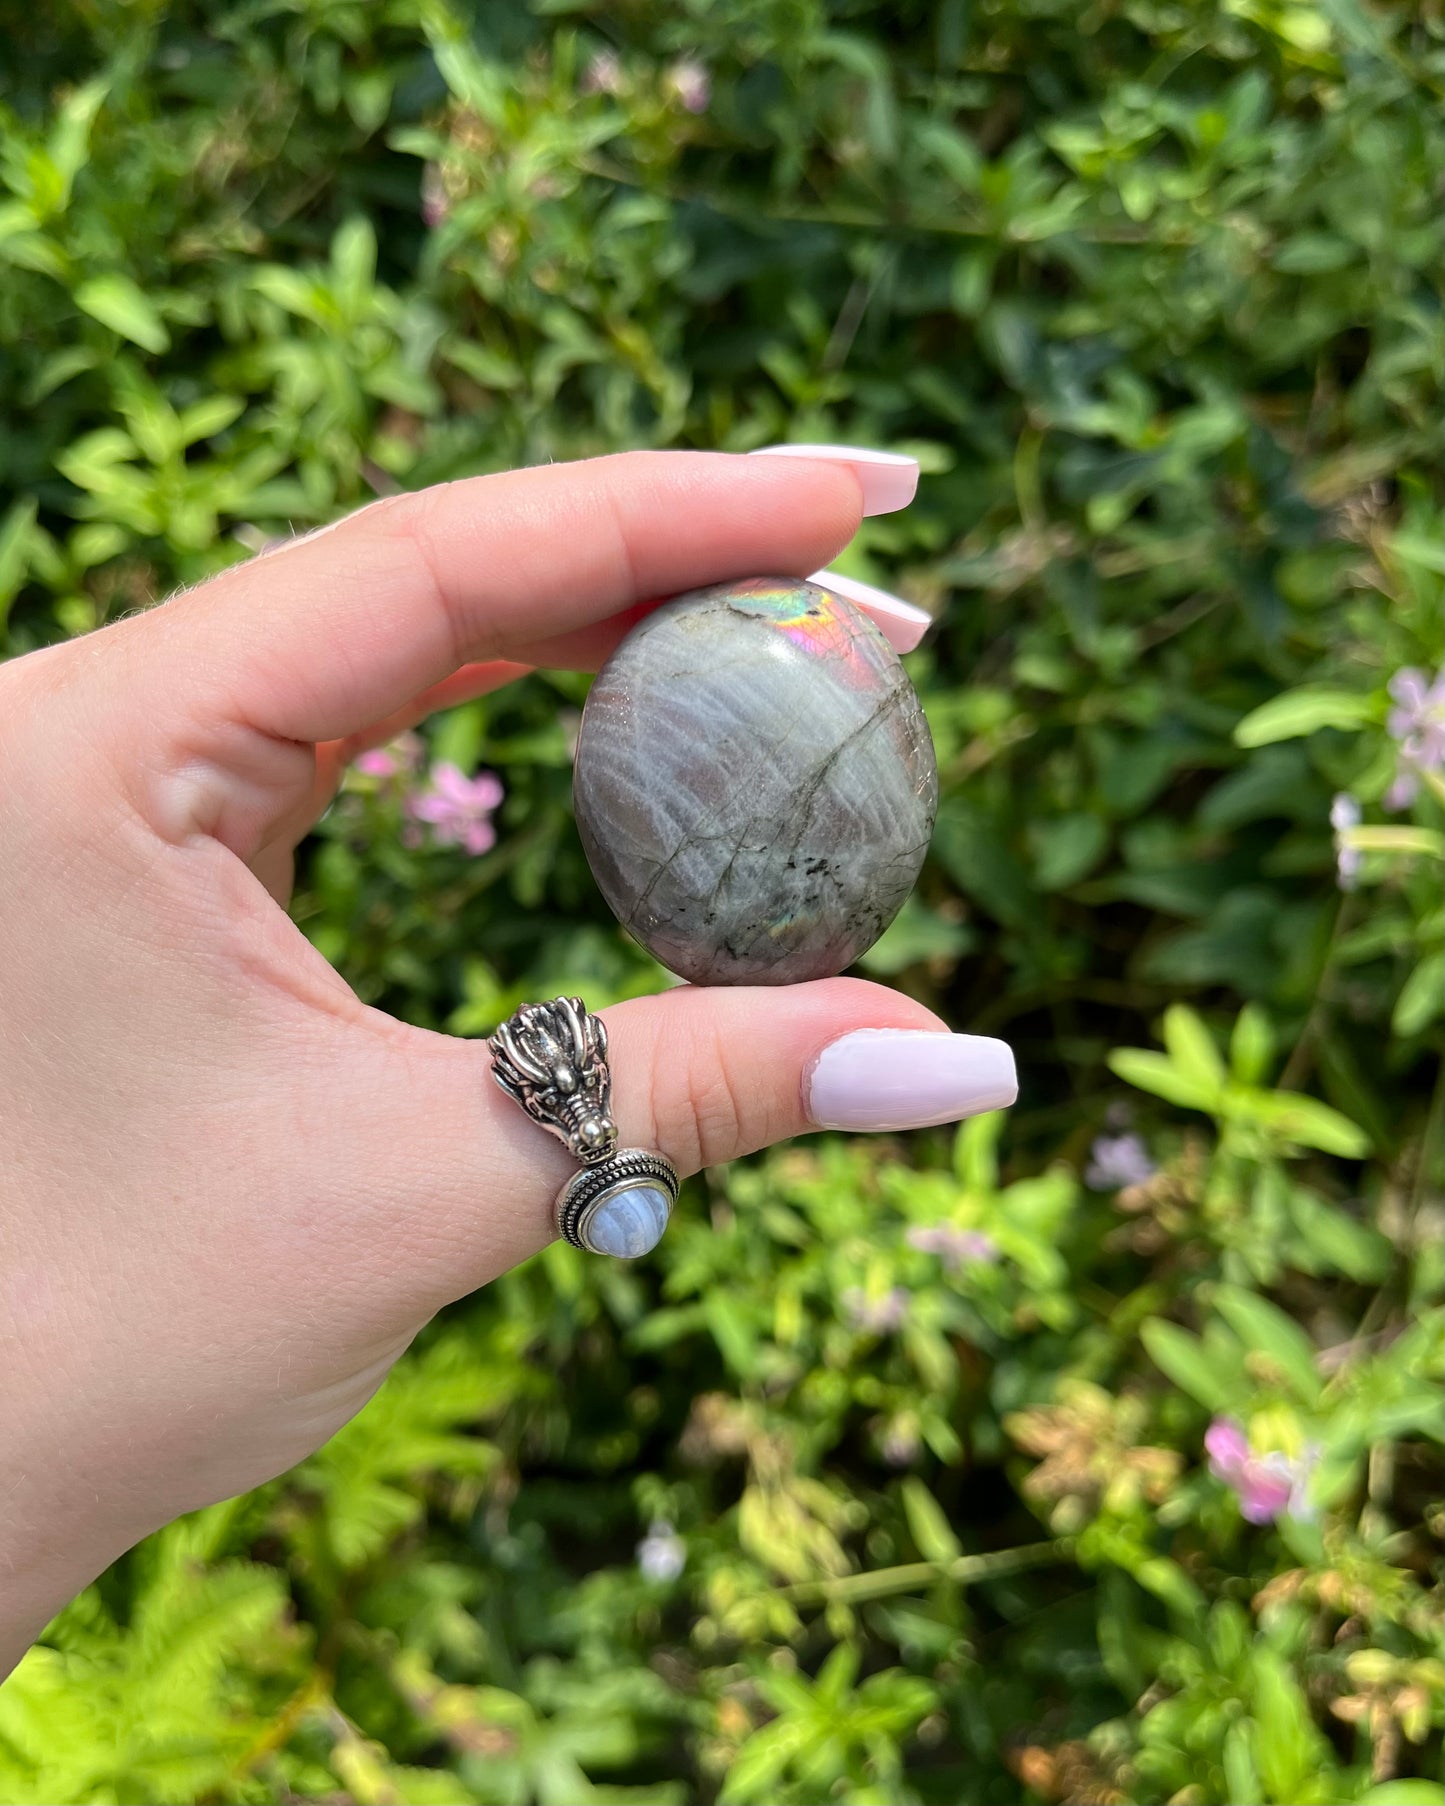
[[0, 1, 1441, 1800]]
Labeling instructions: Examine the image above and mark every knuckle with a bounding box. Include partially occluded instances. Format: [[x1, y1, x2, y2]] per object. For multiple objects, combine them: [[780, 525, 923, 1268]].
[[646, 1020, 751, 1174]]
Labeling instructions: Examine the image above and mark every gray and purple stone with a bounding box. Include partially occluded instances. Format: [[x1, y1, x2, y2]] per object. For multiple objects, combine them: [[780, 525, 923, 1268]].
[[573, 577, 938, 986]]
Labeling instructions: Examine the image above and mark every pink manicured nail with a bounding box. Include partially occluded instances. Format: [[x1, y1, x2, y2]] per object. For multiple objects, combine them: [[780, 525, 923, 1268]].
[[751, 444, 919, 515], [809, 569, 931, 654], [805, 1029, 1018, 1131]]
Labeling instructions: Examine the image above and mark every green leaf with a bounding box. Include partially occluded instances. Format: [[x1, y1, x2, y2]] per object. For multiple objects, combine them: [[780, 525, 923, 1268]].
[[1359, 1787, 1445, 1806], [1028, 812, 1107, 890], [703, 1292, 760, 1378], [1222, 1720, 1262, 1806], [1212, 1285, 1320, 1403], [443, 338, 523, 390], [0, 495, 37, 624], [1394, 950, 1445, 1035], [1108, 1049, 1219, 1113], [954, 1108, 1004, 1192], [430, 702, 486, 774], [1273, 233, 1354, 273], [1233, 687, 1375, 746], [1285, 1189, 1390, 1281], [23, 343, 99, 403], [53, 426, 137, 488], [73, 273, 170, 353], [932, 799, 1037, 928], [1389, 529, 1445, 576], [1342, 825, 1445, 858], [1162, 1004, 1227, 1092], [900, 1479, 962, 1564], [177, 395, 246, 447], [1229, 1004, 1275, 1084], [859, 896, 974, 974], [44, 75, 108, 208], [1141, 1319, 1233, 1410], [1252, 1651, 1332, 1804], [1242, 1090, 1370, 1157], [1132, 1552, 1205, 1619], [914, 118, 981, 190], [332, 214, 378, 315]]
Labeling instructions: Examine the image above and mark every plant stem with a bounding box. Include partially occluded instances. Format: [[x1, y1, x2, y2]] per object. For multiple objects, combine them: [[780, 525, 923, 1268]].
[[778, 1537, 1075, 1605]]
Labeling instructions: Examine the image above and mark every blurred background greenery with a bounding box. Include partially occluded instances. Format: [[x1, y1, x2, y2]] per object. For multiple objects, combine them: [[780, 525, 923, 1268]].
[[1, 2, 1442, 1801]]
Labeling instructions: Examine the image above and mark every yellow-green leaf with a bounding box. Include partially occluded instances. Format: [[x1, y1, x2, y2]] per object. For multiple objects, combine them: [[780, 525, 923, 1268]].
[[1233, 687, 1375, 746], [74, 273, 170, 354], [901, 1478, 962, 1564]]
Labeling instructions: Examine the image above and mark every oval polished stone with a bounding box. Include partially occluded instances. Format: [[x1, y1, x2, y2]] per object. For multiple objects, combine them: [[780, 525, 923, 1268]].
[[574, 577, 938, 985], [582, 1184, 672, 1258]]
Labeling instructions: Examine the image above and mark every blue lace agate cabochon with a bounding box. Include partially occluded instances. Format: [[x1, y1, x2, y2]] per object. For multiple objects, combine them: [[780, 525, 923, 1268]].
[[582, 1184, 673, 1258], [573, 578, 938, 986]]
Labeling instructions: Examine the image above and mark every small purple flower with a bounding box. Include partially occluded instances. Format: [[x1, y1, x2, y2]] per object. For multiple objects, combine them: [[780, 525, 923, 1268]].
[[1384, 667, 1445, 809], [1384, 768, 1420, 812], [1331, 792, 1362, 890], [1086, 1133, 1156, 1191], [1205, 1417, 1319, 1524], [842, 1286, 910, 1334], [906, 1224, 1000, 1269], [636, 1519, 685, 1582], [582, 49, 625, 96], [354, 732, 423, 783], [421, 163, 450, 229], [665, 56, 710, 114], [881, 1419, 921, 1467], [407, 761, 504, 855], [1388, 667, 1445, 768]]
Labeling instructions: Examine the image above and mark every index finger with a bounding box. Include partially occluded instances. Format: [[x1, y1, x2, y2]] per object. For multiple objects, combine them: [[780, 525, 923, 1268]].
[[164, 451, 870, 746]]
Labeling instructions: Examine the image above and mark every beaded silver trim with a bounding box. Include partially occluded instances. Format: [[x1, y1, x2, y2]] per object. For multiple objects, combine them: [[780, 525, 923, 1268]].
[[555, 1149, 680, 1253]]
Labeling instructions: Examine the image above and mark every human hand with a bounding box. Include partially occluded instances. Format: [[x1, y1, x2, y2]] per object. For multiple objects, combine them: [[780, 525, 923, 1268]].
[[0, 451, 1015, 1671]]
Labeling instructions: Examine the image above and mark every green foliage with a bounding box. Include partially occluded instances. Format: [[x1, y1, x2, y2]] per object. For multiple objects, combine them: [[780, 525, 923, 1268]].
[[1, 1, 1442, 1801]]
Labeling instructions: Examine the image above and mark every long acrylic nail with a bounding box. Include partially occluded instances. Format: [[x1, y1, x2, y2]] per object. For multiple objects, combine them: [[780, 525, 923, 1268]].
[[809, 569, 931, 654], [751, 444, 919, 515], [805, 1029, 1017, 1131]]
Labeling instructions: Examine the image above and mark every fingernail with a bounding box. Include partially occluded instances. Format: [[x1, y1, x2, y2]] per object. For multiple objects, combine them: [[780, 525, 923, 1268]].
[[810, 569, 931, 654], [805, 1029, 1018, 1131], [751, 444, 919, 515]]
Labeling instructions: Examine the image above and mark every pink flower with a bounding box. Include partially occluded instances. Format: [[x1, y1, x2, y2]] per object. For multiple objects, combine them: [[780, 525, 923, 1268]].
[[1384, 667, 1445, 809], [1385, 769, 1420, 811], [581, 50, 625, 96], [421, 163, 451, 229], [1387, 667, 1445, 769], [906, 1224, 1000, 1269], [665, 57, 710, 114], [1205, 1417, 1318, 1524], [881, 1419, 921, 1466], [353, 732, 423, 783], [407, 761, 504, 855], [842, 1286, 910, 1334]]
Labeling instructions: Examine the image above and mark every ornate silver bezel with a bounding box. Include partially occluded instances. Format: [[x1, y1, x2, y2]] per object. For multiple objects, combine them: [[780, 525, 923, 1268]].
[[554, 1148, 680, 1253]]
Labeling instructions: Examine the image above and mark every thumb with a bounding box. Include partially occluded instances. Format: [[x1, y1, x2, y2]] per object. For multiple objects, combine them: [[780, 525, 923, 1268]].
[[363, 979, 1017, 1309]]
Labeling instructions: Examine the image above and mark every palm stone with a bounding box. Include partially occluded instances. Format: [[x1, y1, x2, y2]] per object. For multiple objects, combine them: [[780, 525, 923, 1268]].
[[573, 577, 938, 985]]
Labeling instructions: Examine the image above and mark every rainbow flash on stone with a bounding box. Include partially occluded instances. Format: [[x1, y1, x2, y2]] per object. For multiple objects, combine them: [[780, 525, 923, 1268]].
[[572, 576, 937, 985]]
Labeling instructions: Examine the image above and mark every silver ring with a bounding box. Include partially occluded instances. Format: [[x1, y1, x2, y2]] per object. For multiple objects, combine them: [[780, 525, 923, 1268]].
[[489, 997, 678, 1258]]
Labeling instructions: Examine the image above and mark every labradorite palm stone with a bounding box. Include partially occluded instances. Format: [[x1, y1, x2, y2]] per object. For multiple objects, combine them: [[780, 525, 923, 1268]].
[[573, 577, 937, 986]]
